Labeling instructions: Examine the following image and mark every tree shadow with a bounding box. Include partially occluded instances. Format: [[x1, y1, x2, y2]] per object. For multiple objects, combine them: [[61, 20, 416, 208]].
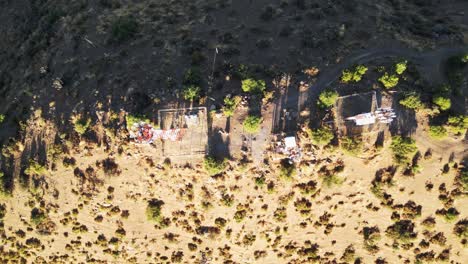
[[390, 94, 418, 137], [271, 75, 299, 135], [375, 131, 385, 148], [208, 117, 231, 160]]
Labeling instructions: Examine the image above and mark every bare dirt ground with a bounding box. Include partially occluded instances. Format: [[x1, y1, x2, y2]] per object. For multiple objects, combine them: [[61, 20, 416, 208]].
[[0, 124, 466, 263]]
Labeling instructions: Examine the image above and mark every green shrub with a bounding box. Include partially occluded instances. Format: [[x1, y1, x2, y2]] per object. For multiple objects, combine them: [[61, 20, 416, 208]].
[[341, 65, 368, 83], [399, 93, 424, 110], [444, 208, 460, 222], [31, 208, 46, 225], [146, 199, 164, 223], [241, 79, 266, 94], [317, 89, 338, 109], [341, 70, 353, 83], [395, 60, 408, 75], [279, 159, 296, 180], [308, 127, 334, 146], [234, 210, 247, 222], [183, 68, 202, 86], [222, 96, 241, 117], [25, 160, 47, 176], [385, 220, 417, 242], [182, 85, 200, 101], [432, 96, 451, 111], [111, 16, 138, 42], [340, 137, 363, 156], [379, 73, 399, 88], [273, 207, 287, 222], [453, 218, 468, 239], [390, 136, 417, 164], [243, 115, 262, 134], [0, 114, 4, 124], [73, 117, 91, 135], [428, 126, 447, 139], [446, 115, 468, 135], [204, 157, 227, 175]]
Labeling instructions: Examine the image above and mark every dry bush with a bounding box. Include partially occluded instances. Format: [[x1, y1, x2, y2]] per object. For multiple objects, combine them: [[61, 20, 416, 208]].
[[97, 158, 121, 176]]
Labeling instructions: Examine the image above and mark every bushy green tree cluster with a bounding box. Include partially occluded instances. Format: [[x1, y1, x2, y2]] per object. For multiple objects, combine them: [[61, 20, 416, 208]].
[[428, 125, 447, 139], [73, 116, 91, 135], [317, 89, 339, 109], [446, 115, 468, 135], [25, 160, 47, 176], [432, 96, 451, 111], [222, 96, 241, 117], [182, 85, 200, 101], [379, 73, 399, 89], [341, 65, 368, 83], [395, 60, 408, 75], [399, 93, 424, 110], [241, 79, 266, 94]]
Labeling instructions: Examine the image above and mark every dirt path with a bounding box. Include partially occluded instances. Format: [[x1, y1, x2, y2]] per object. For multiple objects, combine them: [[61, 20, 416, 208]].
[[308, 45, 468, 99]]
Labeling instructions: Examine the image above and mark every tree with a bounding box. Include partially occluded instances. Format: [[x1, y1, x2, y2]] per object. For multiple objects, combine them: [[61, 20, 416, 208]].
[[446, 115, 468, 135], [379, 73, 399, 88], [30, 208, 46, 225], [432, 96, 451, 111], [341, 65, 368, 83], [243, 115, 262, 134], [182, 85, 200, 101], [399, 93, 423, 110], [429, 125, 447, 139], [309, 127, 334, 146], [146, 199, 164, 223], [241, 79, 266, 94], [317, 89, 338, 109], [222, 96, 241, 117], [390, 136, 417, 164], [386, 220, 417, 242], [72, 115, 91, 135], [25, 160, 47, 176], [395, 60, 408, 75]]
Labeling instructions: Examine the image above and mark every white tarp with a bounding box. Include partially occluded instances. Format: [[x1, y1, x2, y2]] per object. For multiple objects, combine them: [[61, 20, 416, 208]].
[[284, 136, 297, 149]]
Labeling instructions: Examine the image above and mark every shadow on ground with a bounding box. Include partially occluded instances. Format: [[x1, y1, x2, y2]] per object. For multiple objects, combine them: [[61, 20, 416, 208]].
[[390, 94, 418, 137], [208, 117, 231, 160]]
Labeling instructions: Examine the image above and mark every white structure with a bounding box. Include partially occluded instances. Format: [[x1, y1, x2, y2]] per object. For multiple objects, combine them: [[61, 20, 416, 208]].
[[346, 108, 396, 126], [284, 136, 297, 150]]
